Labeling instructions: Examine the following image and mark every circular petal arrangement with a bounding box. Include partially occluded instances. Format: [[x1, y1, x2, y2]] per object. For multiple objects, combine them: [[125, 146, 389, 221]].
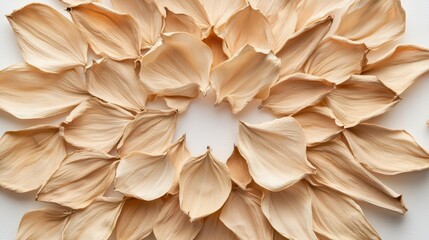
[[1, 0, 429, 239]]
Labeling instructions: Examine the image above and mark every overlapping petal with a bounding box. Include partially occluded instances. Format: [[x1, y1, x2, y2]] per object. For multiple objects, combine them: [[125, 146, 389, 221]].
[[195, 212, 237, 240], [296, 0, 346, 30], [226, 146, 252, 190], [17, 208, 70, 240], [163, 10, 202, 37], [168, 135, 192, 194]]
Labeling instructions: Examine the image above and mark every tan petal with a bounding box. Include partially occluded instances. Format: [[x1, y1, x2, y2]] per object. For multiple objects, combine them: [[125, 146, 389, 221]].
[[17, 208, 70, 240], [69, 3, 141, 60], [296, 0, 346, 30], [304, 37, 368, 84], [116, 198, 162, 240], [62, 98, 134, 152], [163, 10, 202, 37], [343, 123, 429, 175], [0, 125, 66, 192], [211, 45, 280, 114], [153, 195, 203, 240], [262, 73, 334, 116], [60, 0, 101, 5], [325, 75, 399, 127], [168, 135, 192, 194], [219, 188, 273, 239], [335, 0, 405, 48], [87, 59, 146, 111], [363, 45, 429, 94], [277, 16, 333, 78], [63, 197, 124, 240], [203, 31, 228, 66], [195, 211, 237, 240], [307, 140, 406, 214], [226, 146, 252, 190], [164, 96, 193, 112], [310, 186, 380, 240], [37, 150, 119, 209], [274, 231, 288, 240], [179, 148, 231, 220], [0, 63, 88, 119], [237, 117, 314, 191], [262, 181, 317, 240], [200, 0, 247, 28], [7, 3, 87, 73], [162, 0, 210, 31], [117, 109, 178, 156]]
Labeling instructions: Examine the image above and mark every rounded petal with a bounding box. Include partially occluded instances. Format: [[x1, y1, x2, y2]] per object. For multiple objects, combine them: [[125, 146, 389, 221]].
[[17, 208, 70, 240]]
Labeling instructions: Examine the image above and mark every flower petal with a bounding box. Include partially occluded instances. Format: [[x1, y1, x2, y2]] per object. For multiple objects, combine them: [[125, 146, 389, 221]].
[[0, 125, 66, 193], [335, 0, 405, 48], [226, 146, 252, 190], [343, 123, 429, 175], [210, 45, 280, 114], [7, 3, 87, 73], [17, 208, 70, 240], [162, 0, 210, 31], [296, 0, 346, 30], [203, 31, 228, 66], [69, 3, 141, 60], [237, 117, 314, 191], [62, 98, 134, 152], [163, 10, 202, 37], [164, 96, 194, 112], [200, 0, 247, 28], [60, 0, 100, 4], [168, 135, 192, 195], [37, 150, 119, 209], [195, 212, 237, 240]]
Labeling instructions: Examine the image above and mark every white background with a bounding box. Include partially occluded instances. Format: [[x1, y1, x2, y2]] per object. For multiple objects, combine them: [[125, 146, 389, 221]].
[[0, 0, 429, 239]]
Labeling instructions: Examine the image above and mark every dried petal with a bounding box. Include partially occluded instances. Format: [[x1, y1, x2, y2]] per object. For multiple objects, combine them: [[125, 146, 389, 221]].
[[226, 146, 252, 190], [200, 0, 247, 28], [163, 10, 202, 37], [164, 96, 193, 113], [162, 0, 210, 31], [195, 212, 237, 240], [17, 208, 70, 240], [61, 0, 101, 4], [168, 135, 192, 194], [296, 0, 346, 30], [203, 31, 228, 66]]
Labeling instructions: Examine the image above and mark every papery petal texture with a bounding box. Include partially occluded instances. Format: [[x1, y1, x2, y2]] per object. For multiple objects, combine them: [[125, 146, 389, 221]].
[[195, 212, 237, 240], [61, 0, 101, 4], [163, 10, 202, 37], [17, 208, 70, 240], [200, 0, 247, 28], [168, 135, 192, 194], [162, 0, 210, 31], [296, 0, 346, 30], [226, 146, 252, 190]]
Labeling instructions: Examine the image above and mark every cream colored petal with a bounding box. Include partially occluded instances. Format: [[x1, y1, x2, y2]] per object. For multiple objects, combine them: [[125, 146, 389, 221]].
[[37, 150, 119, 209], [325, 75, 399, 127], [307, 140, 406, 214], [69, 3, 141, 60], [61, 0, 100, 5], [0, 63, 88, 119], [63, 197, 124, 240], [210, 45, 280, 114], [163, 10, 202, 37], [0, 125, 66, 193], [262, 73, 334, 116], [203, 31, 228, 66], [195, 211, 237, 240], [293, 106, 344, 146], [17, 208, 70, 240], [219, 188, 273, 239], [304, 37, 368, 84], [140, 33, 212, 95], [237, 117, 314, 191], [363, 45, 429, 94], [335, 0, 405, 48], [310, 187, 381, 240], [296, 0, 346, 30], [200, 0, 247, 28], [262, 181, 317, 240], [162, 0, 210, 31], [118, 109, 178, 156], [87, 59, 146, 111], [164, 96, 193, 112], [116, 198, 162, 240], [168, 135, 192, 195], [344, 123, 429, 175], [226, 146, 252, 190], [7, 3, 87, 73], [62, 98, 134, 152], [276, 16, 333, 78], [153, 195, 203, 240]]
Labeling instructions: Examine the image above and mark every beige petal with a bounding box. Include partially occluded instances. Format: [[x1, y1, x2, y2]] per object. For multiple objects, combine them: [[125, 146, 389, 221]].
[[335, 0, 405, 48], [296, 0, 346, 30], [200, 0, 247, 28], [61, 0, 101, 5], [164, 96, 193, 112], [116, 198, 162, 240], [203, 31, 228, 66], [37, 150, 119, 209], [162, 0, 210, 31], [219, 188, 273, 239], [304, 37, 368, 84], [261, 73, 334, 116], [276, 16, 333, 78], [307, 140, 406, 214], [0, 125, 66, 193], [226, 146, 252, 190], [262, 181, 317, 240], [310, 186, 380, 240], [69, 3, 141, 60], [7, 3, 87, 73], [0, 63, 88, 119], [87, 59, 146, 111], [363, 45, 429, 94], [62, 98, 134, 152], [63, 197, 124, 240], [195, 211, 237, 240], [179, 148, 231, 220], [168, 135, 192, 194], [140, 33, 212, 96], [163, 10, 202, 37], [118, 109, 177, 156], [211, 45, 280, 114], [17, 208, 70, 240], [274, 231, 288, 240], [237, 117, 314, 191], [153, 195, 203, 240], [325, 75, 399, 127], [343, 123, 429, 175]]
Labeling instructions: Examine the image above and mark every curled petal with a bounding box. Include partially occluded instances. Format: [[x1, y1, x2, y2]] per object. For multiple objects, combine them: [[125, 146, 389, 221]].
[[168, 135, 192, 194], [296, 0, 346, 30], [17, 208, 70, 240], [195, 212, 237, 240], [203, 31, 228, 66], [344, 123, 429, 175], [164, 96, 193, 113], [163, 10, 202, 37], [226, 146, 252, 190], [162, 0, 210, 31]]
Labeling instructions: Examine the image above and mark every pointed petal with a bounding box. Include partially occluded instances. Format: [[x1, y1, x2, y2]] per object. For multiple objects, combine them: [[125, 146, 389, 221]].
[[211, 45, 280, 114], [203, 31, 228, 66], [168, 135, 192, 194], [363, 45, 429, 94], [226, 146, 252, 190], [162, 0, 210, 31], [200, 0, 247, 28], [69, 3, 141, 60], [296, 0, 346, 30], [163, 10, 202, 37], [344, 123, 429, 175], [164, 96, 193, 112], [17, 208, 70, 240], [62, 98, 134, 152], [0, 125, 66, 192], [336, 0, 405, 48], [325, 75, 399, 127], [237, 117, 314, 191], [7, 3, 87, 72], [37, 150, 119, 209], [195, 212, 237, 240]]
